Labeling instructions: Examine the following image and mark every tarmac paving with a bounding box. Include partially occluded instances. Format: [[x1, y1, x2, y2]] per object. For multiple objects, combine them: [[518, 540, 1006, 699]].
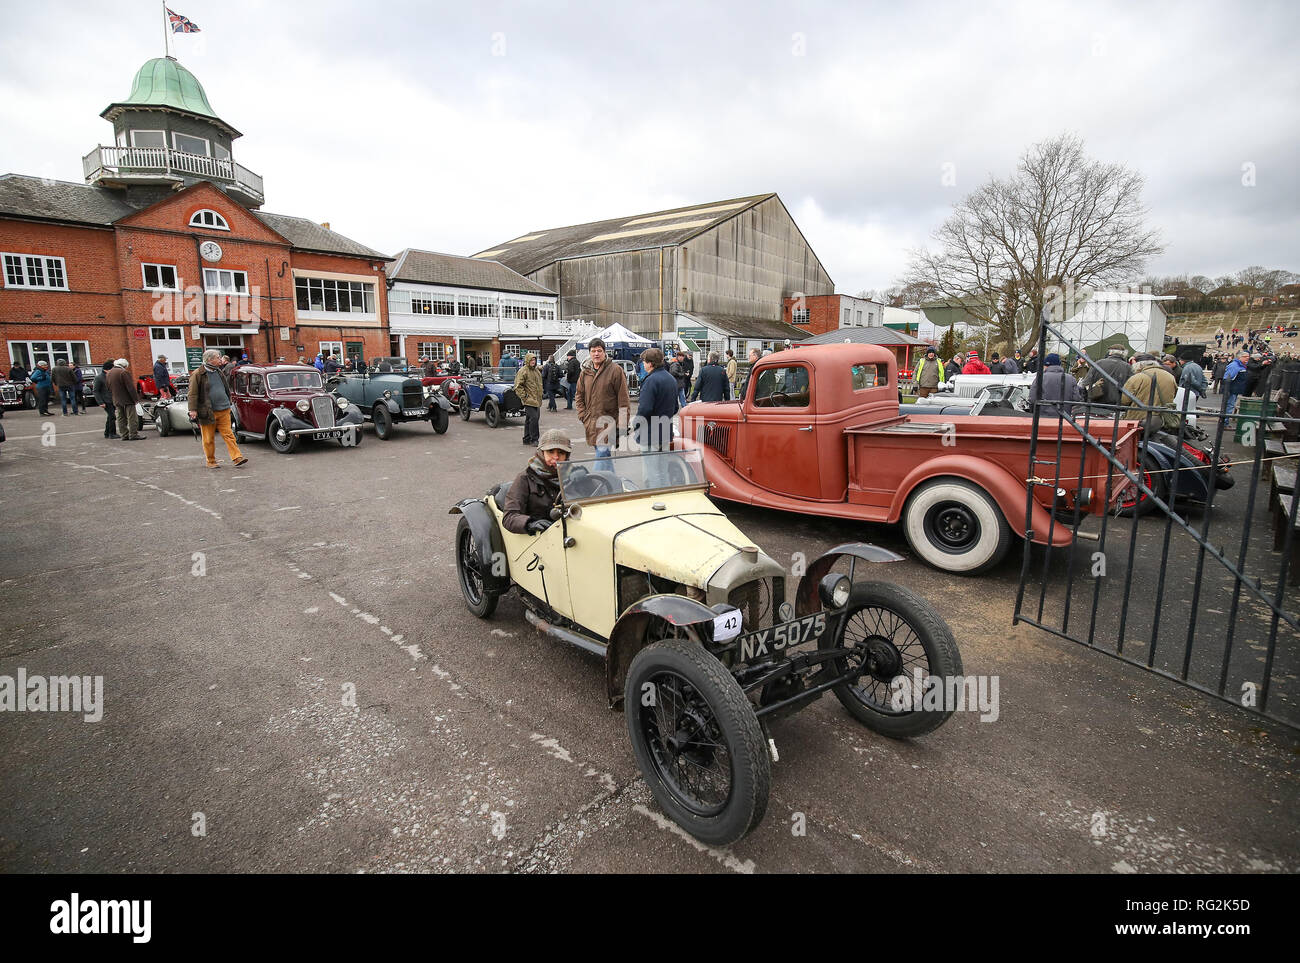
[[0, 402, 1295, 873]]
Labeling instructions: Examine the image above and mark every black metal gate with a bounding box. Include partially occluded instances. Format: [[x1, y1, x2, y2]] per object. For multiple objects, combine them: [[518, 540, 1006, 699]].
[[1013, 321, 1300, 730]]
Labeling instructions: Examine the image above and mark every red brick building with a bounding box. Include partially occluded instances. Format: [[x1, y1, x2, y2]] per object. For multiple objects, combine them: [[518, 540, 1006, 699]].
[[0, 57, 389, 380], [781, 293, 885, 336]]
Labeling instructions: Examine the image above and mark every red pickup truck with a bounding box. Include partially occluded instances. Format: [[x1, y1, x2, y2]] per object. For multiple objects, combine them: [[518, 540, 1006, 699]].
[[677, 343, 1139, 573]]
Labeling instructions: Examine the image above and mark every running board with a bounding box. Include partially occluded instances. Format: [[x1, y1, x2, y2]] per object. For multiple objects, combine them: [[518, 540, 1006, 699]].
[[523, 609, 607, 657]]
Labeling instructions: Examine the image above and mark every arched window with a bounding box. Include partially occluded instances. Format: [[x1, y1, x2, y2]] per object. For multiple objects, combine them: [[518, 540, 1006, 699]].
[[189, 209, 229, 230]]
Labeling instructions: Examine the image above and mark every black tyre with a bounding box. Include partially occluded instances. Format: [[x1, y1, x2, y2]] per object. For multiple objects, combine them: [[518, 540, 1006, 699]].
[[230, 408, 242, 437], [266, 417, 299, 454], [820, 581, 964, 739], [1116, 453, 1167, 517], [902, 478, 1012, 574], [459, 395, 472, 421], [484, 398, 502, 428], [625, 639, 769, 846], [23, 392, 36, 410], [430, 405, 450, 434], [373, 403, 394, 440], [455, 516, 500, 618], [155, 410, 171, 436]]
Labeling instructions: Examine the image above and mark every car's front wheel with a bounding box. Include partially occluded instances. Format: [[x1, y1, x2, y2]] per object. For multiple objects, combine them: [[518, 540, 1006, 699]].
[[155, 409, 171, 436], [902, 478, 1011, 574], [459, 395, 472, 421], [266, 417, 299, 454], [455, 516, 499, 618], [372, 403, 394, 440], [819, 581, 963, 738], [430, 404, 450, 434], [625, 639, 769, 846]]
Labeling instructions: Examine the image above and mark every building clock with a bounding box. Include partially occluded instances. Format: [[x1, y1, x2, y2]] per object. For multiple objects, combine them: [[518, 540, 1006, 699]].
[[199, 241, 223, 262]]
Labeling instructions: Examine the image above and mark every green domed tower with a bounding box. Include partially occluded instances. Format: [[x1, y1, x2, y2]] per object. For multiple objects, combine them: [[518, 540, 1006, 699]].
[[84, 56, 264, 208]]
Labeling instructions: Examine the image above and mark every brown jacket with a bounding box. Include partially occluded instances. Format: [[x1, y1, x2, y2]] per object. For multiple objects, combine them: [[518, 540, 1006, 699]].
[[106, 366, 139, 406], [187, 365, 231, 425], [574, 358, 630, 446], [502, 456, 561, 534]]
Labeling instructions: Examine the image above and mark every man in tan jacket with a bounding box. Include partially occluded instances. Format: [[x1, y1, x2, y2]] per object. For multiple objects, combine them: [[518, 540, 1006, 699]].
[[574, 337, 629, 472], [513, 352, 543, 446]]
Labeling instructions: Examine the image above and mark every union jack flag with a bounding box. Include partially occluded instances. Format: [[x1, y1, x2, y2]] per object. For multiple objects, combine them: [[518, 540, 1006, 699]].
[[166, 7, 201, 33]]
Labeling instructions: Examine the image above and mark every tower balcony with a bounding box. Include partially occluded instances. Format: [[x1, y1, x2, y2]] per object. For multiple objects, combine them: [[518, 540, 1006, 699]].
[[82, 144, 264, 206]]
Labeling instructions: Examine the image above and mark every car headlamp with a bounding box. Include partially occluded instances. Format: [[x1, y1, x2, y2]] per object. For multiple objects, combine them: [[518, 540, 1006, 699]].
[[336, 396, 349, 409], [295, 399, 310, 413], [818, 573, 852, 609]]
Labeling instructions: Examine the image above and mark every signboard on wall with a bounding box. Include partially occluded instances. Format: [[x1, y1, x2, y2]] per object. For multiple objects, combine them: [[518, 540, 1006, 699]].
[[677, 327, 708, 340], [132, 327, 148, 339], [280, 327, 290, 341], [185, 347, 204, 369]]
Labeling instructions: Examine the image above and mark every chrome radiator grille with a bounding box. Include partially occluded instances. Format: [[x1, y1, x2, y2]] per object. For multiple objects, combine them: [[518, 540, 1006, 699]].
[[311, 395, 336, 428], [0, 384, 17, 404]]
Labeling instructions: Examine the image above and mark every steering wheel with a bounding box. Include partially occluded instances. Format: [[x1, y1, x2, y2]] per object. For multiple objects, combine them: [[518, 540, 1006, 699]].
[[565, 472, 618, 497]]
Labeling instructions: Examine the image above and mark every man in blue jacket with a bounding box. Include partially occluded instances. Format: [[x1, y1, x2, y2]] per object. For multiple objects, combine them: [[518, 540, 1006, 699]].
[[635, 347, 679, 487], [1223, 350, 1250, 425], [30, 361, 53, 415]]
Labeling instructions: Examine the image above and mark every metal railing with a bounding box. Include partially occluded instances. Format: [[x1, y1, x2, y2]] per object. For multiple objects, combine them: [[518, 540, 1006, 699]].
[[82, 145, 264, 200]]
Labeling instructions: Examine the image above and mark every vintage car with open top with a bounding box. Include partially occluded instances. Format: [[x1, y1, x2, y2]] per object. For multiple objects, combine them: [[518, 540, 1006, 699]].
[[677, 343, 1142, 574], [450, 447, 962, 845], [226, 364, 364, 453]]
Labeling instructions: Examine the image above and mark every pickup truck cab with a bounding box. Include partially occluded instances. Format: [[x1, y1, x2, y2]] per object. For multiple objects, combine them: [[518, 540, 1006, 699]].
[[679, 344, 1139, 573]]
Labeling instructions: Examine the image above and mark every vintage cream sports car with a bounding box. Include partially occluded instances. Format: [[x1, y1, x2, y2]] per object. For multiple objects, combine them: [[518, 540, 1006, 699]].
[[450, 447, 962, 845]]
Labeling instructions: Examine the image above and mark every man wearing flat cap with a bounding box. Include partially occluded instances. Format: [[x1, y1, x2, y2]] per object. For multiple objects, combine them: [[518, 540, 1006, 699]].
[[503, 429, 571, 535]]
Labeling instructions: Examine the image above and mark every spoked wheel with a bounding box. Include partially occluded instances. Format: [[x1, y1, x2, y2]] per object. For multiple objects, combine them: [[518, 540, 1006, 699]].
[[267, 418, 299, 454], [455, 516, 499, 618], [373, 404, 394, 440], [430, 405, 449, 434], [819, 581, 963, 738], [625, 639, 769, 846], [458, 395, 471, 421], [1116, 453, 1167, 517]]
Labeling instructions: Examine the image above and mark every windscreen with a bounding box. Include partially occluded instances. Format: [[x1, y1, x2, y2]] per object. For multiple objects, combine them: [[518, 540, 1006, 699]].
[[558, 449, 707, 500], [267, 371, 323, 391]]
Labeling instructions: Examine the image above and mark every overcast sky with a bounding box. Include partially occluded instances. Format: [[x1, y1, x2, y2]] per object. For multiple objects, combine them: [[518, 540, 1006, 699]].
[[2, 0, 1296, 292]]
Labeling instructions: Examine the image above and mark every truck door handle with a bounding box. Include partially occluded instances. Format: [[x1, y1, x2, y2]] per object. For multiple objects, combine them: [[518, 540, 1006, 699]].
[[798, 426, 813, 432]]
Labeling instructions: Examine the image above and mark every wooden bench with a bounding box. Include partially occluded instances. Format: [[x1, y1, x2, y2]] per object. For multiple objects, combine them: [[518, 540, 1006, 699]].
[[1272, 493, 1300, 586]]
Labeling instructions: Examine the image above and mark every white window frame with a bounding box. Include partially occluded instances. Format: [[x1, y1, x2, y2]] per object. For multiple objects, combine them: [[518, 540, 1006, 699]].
[[457, 293, 499, 319], [503, 344, 521, 355], [214, 143, 231, 161], [172, 132, 211, 156], [203, 268, 248, 293], [791, 307, 810, 324], [189, 209, 230, 230], [410, 296, 433, 315], [3, 253, 68, 290], [8, 340, 90, 368], [294, 275, 377, 318], [130, 129, 166, 148], [319, 341, 343, 360], [416, 343, 448, 361], [141, 263, 179, 290]]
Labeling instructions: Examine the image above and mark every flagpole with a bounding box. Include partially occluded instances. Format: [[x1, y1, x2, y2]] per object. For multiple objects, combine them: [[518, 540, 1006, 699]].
[[162, 2, 171, 57]]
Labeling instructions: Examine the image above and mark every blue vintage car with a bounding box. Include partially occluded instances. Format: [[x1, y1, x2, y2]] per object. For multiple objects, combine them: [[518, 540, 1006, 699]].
[[456, 368, 525, 428], [327, 367, 454, 440]]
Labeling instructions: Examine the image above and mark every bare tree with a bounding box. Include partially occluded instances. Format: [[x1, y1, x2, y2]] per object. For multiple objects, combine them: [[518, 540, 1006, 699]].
[[902, 133, 1164, 352]]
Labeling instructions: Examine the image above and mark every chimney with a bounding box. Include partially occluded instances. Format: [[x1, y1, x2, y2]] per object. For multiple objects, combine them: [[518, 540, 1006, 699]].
[[321, 222, 330, 231]]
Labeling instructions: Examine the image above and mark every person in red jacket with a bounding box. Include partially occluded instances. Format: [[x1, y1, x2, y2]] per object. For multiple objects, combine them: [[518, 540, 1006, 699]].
[[961, 350, 991, 375]]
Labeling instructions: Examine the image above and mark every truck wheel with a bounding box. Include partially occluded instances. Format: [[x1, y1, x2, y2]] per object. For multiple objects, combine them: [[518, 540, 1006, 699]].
[[625, 639, 769, 846], [903, 478, 1011, 574], [266, 417, 299, 454], [455, 516, 499, 618], [372, 403, 394, 440], [430, 405, 449, 434], [484, 398, 502, 428], [459, 396, 472, 421], [1116, 453, 1167, 517], [819, 581, 964, 738]]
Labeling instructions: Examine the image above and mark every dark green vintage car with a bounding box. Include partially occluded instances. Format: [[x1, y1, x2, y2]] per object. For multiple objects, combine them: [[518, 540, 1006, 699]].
[[327, 369, 454, 440]]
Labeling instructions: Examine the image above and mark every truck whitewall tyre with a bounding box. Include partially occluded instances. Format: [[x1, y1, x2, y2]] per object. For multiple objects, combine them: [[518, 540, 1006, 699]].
[[903, 478, 1012, 575]]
